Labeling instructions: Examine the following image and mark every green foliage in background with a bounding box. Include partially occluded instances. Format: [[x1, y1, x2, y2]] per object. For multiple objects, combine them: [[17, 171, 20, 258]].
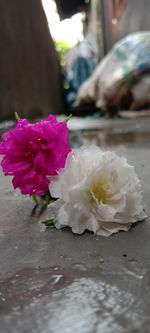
[[54, 39, 72, 66]]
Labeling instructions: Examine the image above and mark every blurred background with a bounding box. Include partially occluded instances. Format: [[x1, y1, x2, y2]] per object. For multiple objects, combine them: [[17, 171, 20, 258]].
[[0, 0, 150, 121]]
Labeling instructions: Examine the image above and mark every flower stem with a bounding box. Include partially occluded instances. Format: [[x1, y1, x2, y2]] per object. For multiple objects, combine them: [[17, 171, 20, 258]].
[[42, 191, 54, 205], [44, 193, 50, 205]]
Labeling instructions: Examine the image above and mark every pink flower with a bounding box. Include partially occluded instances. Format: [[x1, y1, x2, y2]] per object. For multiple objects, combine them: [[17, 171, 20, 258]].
[[0, 115, 71, 196]]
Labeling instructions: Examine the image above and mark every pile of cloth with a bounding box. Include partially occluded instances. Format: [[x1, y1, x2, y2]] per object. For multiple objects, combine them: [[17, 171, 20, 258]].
[[65, 38, 98, 107], [76, 32, 150, 115]]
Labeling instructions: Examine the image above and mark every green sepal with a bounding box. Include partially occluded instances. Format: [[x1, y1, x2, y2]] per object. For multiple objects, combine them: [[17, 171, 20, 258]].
[[31, 194, 39, 205], [41, 219, 55, 227], [15, 112, 20, 121], [64, 114, 72, 123]]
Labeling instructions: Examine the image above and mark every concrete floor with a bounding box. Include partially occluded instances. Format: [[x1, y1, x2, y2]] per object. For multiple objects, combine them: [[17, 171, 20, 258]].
[[0, 117, 150, 333]]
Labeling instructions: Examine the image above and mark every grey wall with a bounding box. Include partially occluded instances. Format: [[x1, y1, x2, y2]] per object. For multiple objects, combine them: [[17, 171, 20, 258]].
[[102, 0, 150, 53], [118, 0, 150, 39]]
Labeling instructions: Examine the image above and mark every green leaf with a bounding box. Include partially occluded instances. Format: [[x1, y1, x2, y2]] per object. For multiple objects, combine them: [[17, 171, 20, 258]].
[[41, 219, 55, 227]]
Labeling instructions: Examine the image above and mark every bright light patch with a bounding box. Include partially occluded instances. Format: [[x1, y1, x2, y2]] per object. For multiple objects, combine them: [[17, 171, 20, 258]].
[[41, 0, 83, 46]]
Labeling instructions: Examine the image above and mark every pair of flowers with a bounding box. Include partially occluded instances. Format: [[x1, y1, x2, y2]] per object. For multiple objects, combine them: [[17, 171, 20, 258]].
[[0, 115, 146, 236]]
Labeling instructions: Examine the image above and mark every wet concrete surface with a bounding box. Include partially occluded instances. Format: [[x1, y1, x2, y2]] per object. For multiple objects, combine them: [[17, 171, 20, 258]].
[[0, 117, 150, 332]]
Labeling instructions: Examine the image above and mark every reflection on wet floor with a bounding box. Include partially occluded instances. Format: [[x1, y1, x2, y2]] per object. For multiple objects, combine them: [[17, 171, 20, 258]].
[[70, 130, 150, 148], [1, 117, 150, 149], [1, 117, 150, 333], [0, 263, 150, 333], [69, 117, 150, 148]]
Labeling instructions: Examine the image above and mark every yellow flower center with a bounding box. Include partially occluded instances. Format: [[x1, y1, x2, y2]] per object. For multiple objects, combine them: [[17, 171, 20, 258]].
[[87, 171, 118, 205]]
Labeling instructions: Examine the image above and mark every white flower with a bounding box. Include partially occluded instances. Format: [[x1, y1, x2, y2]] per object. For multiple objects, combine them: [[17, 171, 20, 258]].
[[48, 145, 146, 237]]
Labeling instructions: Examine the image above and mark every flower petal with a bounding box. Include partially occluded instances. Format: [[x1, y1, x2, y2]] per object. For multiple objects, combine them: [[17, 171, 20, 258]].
[[48, 145, 146, 236]]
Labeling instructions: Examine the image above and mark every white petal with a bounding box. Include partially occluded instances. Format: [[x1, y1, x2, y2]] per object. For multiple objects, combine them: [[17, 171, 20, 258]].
[[93, 202, 116, 221], [45, 145, 146, 237], [96, 222, 131, 236]]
